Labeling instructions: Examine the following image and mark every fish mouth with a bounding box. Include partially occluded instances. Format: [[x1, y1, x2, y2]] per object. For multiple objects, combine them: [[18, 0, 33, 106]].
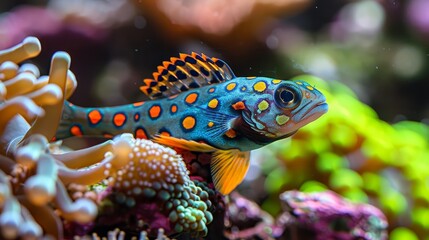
[[302, 101, 328, 120]]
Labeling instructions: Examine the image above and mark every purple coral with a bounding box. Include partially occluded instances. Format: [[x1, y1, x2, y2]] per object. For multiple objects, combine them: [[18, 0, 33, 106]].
[[90, 136, 213, 238], [277, 190, 388, 240]]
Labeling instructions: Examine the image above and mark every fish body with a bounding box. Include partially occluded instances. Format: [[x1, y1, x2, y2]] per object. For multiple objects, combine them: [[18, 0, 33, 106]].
[[57, 53, 328, 194]]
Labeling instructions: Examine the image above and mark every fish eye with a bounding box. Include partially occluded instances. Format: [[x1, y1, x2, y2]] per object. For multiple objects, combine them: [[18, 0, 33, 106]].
[[275, 85, 300, 108]]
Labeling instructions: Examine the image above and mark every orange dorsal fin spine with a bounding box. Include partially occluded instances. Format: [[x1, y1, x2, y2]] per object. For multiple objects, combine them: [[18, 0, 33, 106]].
[[140, 53, 236, 99]]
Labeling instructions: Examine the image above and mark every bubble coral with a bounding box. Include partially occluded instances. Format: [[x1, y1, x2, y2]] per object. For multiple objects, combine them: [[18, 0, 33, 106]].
[[95, 135, 213, 237]]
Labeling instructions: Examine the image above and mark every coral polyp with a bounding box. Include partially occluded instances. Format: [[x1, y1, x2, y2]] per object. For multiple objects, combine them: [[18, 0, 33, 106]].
[[97, 135, 213, 237], [0, 36, 390, 239], [0, 36, 97, 239], [0, 36, 213, 239]]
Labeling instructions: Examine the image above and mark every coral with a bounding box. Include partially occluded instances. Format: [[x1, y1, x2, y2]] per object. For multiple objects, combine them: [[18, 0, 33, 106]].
[[255, 75, 429, 238], [74, 228, 172, 240], [94, 136, 213, 238], [223, 190, 387, 240], [277, 190, 388, 240], [0, 36, 214, 239], [224, 192, 276, 239], [0, 35, 397, 239], [0, 36, 104, 239]]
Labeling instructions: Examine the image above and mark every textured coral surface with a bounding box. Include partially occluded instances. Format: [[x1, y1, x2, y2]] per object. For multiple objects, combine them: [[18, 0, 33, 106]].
[[0, 36, 390, 240]]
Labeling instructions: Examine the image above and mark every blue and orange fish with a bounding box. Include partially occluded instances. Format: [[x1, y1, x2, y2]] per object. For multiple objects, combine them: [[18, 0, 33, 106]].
[[57, 53, 328, 194]]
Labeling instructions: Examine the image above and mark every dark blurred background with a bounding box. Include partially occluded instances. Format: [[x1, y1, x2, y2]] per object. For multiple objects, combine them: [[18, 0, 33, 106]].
[[1, 0, 428, 123], [3, 1, 429, 239]]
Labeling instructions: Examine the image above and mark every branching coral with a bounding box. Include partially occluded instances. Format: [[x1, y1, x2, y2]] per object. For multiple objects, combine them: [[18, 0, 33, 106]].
[[0, 37, 215, 239]]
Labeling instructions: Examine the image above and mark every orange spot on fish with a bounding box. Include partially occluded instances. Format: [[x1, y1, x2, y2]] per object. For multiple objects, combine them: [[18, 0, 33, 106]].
[[232, 101, 246, 110], [185, 93, 198, 104], [113, 113, 127, 127], [170, 104, 178, 113], [182, 116, 196, 130], [209, 87, 215, 93], [149, 105, 162, 119], [70, 125, 83, 136], [135, 128, 148, 139], [160, 131, 171, 137], [134, 113, 140, 121], [133, 101, 144, 107], [225, 129, 237, 138], [88, 110, 102, 125]]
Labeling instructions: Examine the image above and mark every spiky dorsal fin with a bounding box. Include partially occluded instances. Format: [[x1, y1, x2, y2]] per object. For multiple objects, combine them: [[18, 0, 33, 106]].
[[140, 52, 236, 99]]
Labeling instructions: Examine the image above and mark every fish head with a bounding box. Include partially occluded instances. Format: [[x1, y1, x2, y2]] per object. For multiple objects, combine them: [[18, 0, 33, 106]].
[[239, 78, 328, 142]]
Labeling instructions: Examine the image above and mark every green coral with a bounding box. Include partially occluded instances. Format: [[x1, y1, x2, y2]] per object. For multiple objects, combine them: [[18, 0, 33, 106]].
[[259, 75, 429, 238], [106, 136, 213, 237]]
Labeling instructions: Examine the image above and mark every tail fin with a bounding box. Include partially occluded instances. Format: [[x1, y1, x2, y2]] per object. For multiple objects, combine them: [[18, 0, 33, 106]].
[[55, 101, 80, 139]]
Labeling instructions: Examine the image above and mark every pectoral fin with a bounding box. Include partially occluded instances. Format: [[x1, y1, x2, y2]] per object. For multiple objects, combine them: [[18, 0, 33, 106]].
[[211, 150, 250, 195], [154, 135, 250, 195], [153, 135, 217, 152]]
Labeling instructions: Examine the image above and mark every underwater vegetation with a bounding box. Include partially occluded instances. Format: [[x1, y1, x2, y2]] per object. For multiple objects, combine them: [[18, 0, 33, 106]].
[[0, 36, 390, 239], [1, 0, 429, 239], [0, 36, 214, 239], [256, 75, 429, 239]]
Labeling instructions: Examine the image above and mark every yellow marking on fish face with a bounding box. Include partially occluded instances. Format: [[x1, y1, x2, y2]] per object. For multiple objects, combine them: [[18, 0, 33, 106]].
[[241, 86, 247, 91], [253, 81, 267, 93], [246, 76, 256, 80], [296, 82, 303, 85], [226, 82, 237, 91], [208, 121, 214, 127], [208, 98, 219, 109], [182, 116, 196, 130], [257, 100, 269, 112], [275, 115, 290, 125], [306, 85, 314, 91], [272, 79, 282, 84]]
